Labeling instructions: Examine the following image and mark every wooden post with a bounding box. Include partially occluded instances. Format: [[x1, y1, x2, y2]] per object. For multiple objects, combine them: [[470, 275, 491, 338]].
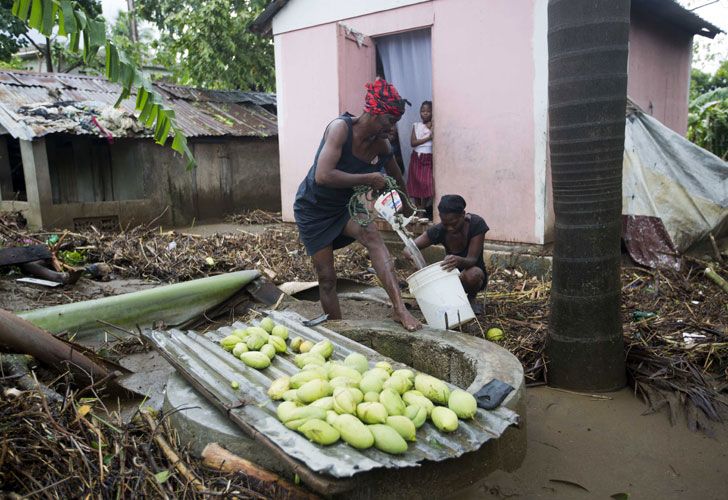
[[19, 138, 53, 230], [0, 309, 111, 383]]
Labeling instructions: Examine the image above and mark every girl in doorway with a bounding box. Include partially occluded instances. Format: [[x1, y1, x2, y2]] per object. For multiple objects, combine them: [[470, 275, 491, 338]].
[[406, 101, 434, 216]]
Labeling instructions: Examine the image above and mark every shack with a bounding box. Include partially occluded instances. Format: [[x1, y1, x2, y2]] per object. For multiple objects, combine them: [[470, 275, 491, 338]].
[[253, 0, 721, 248], [0, 70, 280, 230]]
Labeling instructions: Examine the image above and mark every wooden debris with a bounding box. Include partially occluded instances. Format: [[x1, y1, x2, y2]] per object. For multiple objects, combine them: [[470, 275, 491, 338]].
[[0, 389, 298, 498], [0, 308, 112, 383], [202, 442, 319, 499]]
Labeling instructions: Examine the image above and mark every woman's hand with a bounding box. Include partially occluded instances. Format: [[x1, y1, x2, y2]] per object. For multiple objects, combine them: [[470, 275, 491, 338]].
[[441, 255, 461, 272], [403, 248, 414, 263], [367, 173, 386, 190]]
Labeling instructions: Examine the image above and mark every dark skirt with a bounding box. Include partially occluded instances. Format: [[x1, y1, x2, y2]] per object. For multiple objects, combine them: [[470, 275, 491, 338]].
[[406, 152, 434, 198]]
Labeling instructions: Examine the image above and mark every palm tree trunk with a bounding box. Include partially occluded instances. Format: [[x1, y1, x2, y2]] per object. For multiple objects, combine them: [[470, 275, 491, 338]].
[[546, 0, 629, 390]]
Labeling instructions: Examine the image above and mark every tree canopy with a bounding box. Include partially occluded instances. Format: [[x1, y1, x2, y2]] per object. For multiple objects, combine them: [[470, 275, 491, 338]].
[[0, 0, 29, 61], [136, 0, 274, 91], [0, 0, 101, 71]]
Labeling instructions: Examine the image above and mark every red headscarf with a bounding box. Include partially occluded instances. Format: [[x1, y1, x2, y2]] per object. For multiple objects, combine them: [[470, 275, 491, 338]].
[[364, 79, 410, 117]]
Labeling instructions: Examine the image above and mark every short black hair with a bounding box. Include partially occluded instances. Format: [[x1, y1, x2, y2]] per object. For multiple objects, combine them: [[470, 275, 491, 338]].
[[421, 101, 432, 108], [438, 195, 466, 214]]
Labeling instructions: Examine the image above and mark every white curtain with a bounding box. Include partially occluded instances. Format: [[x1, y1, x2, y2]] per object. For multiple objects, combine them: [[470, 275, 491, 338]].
[[376, 29, 432, 176]]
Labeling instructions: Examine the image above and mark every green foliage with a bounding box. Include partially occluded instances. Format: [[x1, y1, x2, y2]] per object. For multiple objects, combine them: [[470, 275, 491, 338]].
[[59, 249, 86, 266], [136, 0, 274, 91], [0, 55, 26, 69], [9, 0, 195, 168], [688, 97, 728, 160], [0, 0, 100, 69], [0, 0, 30, 61], [688, 60, 728, 159], [690, 68, 712, 101], [109, 10, 152, 68]]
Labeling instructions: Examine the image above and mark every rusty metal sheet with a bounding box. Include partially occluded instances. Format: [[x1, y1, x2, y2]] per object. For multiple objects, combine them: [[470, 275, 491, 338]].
[[0, 73, 22, 85], [143, 310, 518, 480], [0, 69, 277, 139], [155, 83, 276, 107], [622, 215, 681, 270]]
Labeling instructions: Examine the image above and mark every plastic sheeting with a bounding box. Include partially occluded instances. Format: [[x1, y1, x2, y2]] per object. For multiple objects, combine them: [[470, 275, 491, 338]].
[[623, 109, 728, 269]]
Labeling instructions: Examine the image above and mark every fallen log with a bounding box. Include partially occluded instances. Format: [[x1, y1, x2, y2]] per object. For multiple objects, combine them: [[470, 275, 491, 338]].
[[0, 309, 112, 383], [201, 442, 320, 500]]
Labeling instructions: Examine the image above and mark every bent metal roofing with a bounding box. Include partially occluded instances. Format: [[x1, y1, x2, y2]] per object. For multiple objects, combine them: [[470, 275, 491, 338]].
[[0, 70, 277, 141]]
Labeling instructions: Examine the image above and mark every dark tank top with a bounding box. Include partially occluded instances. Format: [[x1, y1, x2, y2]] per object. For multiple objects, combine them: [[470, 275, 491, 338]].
[[293, 114, 392, 255]]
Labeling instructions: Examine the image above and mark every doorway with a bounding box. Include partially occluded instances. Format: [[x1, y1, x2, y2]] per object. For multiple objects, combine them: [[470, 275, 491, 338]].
[[375, 29, 433, 217]]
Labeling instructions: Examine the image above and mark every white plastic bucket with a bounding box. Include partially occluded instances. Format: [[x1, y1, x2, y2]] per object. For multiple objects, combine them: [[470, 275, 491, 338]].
[[407, 262, 475, 330]]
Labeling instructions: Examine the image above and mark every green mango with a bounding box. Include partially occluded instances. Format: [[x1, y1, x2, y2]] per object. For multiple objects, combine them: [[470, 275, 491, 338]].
[[267, 376, 290, 400], [259, 317, 275, 333], [356, 402, 388, 424], [431, 407, 459, 432], [368, 424, 408, 454], [333, 414, 374, 449], [239, 351, 270, 369], [414, 374, 450, 405], [299, 418, 340, 445], [386, 415, 416, 441], [296, 379, 333, 404], [344, 352, 369, 374], [448, 389, 477, 419]]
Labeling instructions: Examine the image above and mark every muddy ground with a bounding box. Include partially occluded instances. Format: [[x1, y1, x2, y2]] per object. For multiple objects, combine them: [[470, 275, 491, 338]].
[[283, 296, 728, 500]]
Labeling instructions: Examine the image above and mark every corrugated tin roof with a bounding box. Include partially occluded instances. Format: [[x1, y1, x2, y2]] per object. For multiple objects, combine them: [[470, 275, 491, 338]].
[[142, 309, 519, 485], [632, 0, 723, 39], [0, 69, 277, 140]]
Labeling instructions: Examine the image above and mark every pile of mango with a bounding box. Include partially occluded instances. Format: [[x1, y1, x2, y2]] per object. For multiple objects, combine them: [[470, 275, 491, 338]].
[[219, 317, 289, 370], [268, 348, 478, 455]]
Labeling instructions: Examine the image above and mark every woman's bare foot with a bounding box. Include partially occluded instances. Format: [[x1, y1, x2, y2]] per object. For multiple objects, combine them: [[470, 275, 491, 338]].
[[392, 308, 422, 331]]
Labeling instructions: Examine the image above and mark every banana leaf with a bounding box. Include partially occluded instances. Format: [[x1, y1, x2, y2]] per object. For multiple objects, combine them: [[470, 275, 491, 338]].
[[18, 271, 260, 341]]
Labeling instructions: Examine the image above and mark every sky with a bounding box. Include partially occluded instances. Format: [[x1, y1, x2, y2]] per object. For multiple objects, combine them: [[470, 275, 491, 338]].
[[99, 0, 728, 72]]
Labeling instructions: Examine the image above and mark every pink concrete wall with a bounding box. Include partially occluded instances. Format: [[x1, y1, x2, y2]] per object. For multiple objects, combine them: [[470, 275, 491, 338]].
[[274, 0, 545, 244], [275, 24, 340, 221], [431, 0, 539, 243], [628, 14, 693, 135]]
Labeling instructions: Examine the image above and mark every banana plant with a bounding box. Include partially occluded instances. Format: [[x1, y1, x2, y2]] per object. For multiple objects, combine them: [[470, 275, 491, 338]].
[[10, 0, 195, 168]]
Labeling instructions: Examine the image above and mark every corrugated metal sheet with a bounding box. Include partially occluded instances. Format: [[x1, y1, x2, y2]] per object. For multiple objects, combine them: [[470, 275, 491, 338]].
[[632, 0, 723, 39], [142, 310, 518, 481], [0, 69, 277, 139], [155, 82, 277, 107]]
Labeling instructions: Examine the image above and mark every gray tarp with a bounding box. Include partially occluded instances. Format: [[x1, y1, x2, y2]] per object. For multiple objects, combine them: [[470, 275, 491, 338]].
[[623, 109, 728, 269]]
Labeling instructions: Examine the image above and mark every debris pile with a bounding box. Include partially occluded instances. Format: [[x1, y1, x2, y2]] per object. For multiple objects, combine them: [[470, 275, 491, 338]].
[[15, 101, 146, 138], [467, 265, 728, 432], [225, 209, 283, 225], [1, 212, 372, 284], [0, 390, 304, 498]]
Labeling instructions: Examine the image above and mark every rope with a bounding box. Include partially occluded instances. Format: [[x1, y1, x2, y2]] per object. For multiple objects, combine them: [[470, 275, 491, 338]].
[[347, 175, 418, 227]]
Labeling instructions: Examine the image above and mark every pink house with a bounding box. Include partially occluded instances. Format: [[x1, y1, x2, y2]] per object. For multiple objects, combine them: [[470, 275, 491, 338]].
[[253, 0, 720, 247]]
